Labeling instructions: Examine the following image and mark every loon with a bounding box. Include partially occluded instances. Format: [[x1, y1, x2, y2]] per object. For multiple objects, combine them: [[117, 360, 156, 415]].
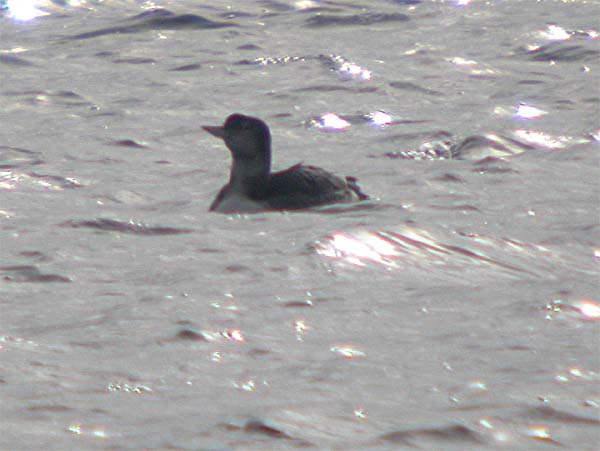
[[203, 113, 368, 213]]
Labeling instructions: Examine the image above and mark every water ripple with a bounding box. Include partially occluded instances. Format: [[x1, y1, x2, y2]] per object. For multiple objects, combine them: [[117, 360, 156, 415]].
[[305, 12, 409, 28], [67, 8, 237, 40], [62, 218, 194, 235], [524, 41, 599, 62], [237, 53, 374, 82], [112, 57, 156, 65], [377, 139, 454, 160], [169, 63, 202, 72], [315, 227, 560, 281], [3, 89, 95, 109], [380, 423, 484, 446], [0, 54, 34, 66], [0, 146, 43, 169], [0, 171, 82, 191], [107, 139, 149, 149], [389, 81, 443, 96], [1, 265, 71, 283], [452, 133, 535, 160]]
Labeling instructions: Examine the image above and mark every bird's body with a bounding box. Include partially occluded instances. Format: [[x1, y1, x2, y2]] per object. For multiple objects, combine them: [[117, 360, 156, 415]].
[[203, 113, 368, 213]]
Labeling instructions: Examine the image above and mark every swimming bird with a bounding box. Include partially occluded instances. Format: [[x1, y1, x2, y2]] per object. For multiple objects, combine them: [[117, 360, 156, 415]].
[[203, 113, 368, 213]]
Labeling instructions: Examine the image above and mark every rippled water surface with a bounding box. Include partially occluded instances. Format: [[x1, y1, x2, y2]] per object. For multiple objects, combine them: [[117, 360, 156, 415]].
[[1, 0, 599, 449]]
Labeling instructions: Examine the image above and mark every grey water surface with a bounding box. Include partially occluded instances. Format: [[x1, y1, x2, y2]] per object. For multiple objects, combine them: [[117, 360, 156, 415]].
[[1, 0, 599, 450]]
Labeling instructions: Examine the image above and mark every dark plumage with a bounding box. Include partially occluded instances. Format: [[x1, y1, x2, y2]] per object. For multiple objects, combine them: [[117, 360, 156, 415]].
[[203, 113, 368, 213]]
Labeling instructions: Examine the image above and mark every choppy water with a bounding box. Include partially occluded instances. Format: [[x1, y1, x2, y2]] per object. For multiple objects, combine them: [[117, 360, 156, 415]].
[[1, 0, 599, 450]]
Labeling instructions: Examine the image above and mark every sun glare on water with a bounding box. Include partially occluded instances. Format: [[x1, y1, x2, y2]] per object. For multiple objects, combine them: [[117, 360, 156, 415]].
[[4, 0, 50, 21]]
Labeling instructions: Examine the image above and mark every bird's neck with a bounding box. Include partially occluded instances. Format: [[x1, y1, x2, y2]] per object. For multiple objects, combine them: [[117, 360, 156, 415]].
[[229, 154, 271, 199]]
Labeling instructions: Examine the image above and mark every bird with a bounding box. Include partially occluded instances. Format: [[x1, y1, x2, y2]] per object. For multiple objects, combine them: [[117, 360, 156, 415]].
[[203, 113, 368, 213]]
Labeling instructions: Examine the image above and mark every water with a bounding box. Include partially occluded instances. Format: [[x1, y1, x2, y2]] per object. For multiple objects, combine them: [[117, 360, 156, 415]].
[[1, 0, 599, 449]]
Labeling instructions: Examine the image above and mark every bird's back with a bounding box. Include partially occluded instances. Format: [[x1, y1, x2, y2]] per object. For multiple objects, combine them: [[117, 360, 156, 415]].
[[264, 164, 368, 210]]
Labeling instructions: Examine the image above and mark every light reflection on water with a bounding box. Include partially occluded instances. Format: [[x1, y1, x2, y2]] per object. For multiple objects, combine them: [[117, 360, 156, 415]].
[[330, 345, 366, 359], [539, 24, 572, 41], [514, 103, 548, 120], [513, 129, 575, 149], [315, 231, 400, 269], [3, 0, 49, 21], [577, 300, 600, 320], [314, 112, 351, 131], [309, 110, 394, 131], [67, 422, 109, 439], [315, 227, 560, 280], [546, 299, 600, 322]]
